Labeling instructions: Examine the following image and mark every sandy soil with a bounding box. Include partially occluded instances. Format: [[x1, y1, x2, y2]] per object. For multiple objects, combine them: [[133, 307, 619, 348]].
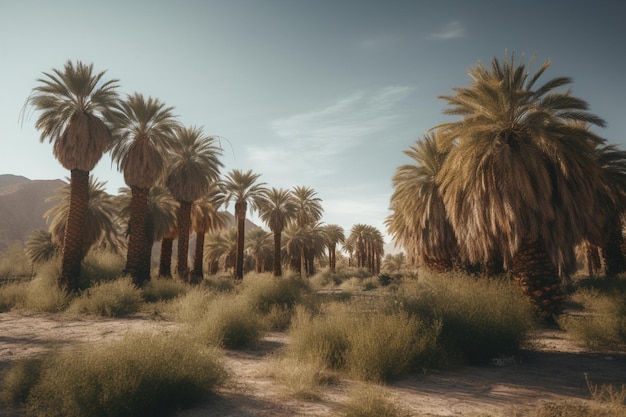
[[1, 311, 625, 417]]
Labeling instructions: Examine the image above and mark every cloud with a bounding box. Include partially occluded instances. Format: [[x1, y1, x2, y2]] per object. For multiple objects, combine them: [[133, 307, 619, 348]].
[[247, 86, 413, 180], [429, 21, 466, 40]]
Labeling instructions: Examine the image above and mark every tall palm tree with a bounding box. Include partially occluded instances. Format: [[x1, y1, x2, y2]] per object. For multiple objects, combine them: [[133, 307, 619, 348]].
[[257, 187, 297, 276], [222, 169, 267, 279], [110, 93, 178, 286], [166, 126, 223, 282], [45, 177, 123, 261], [117, 184, 179, 278], [347, 224, 385, 275], [24, 61, 120, 291], [191, 186, 228, 282], [322, 224, 345, 273], [589, 144, 626, 276], [386, 133, 458, 272], [291, 186, 324, 276], [435, 52, 606, 316]]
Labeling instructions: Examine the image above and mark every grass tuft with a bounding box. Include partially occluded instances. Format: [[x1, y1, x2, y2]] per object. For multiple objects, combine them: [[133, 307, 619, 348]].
[[340, 385, 411, 417]]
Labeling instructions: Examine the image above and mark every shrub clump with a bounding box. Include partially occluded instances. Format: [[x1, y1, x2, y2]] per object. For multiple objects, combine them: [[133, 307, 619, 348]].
[[395, 271, 536, 364], [68, 277, 142, 317], [1, 333, 228, 417], [287, 303, 440, 382], [559, 289, 626, 349], [142, 277, 188, 303]]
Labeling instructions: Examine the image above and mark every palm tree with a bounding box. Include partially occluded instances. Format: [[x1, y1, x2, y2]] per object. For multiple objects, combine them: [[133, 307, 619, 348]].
[[222, 169, 267, 279], [386, 133, 458, 272], [322, 224, 345, 273], [382, 252, 406, 273], [435, 52, 606, 316], [110, 93, 178, 286], [257, 188, 297, 276], [166, 126, 223, 282], [117, 184, 178, 278], [589, 144, 626, 276], [25, 229, 59, 264], [45, 177, 123, 262], [24, 61, 120, 291], [291, 186, 324, 276], [191, 186, 228, 281], [246, 228, 272, 273], [204, 228, 238, 274], [347, 224, 384, 275]]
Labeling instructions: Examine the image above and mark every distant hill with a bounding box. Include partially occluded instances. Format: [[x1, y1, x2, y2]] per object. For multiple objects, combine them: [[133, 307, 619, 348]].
[[0, 175, 66, 250], [0, 174, 262, 254]]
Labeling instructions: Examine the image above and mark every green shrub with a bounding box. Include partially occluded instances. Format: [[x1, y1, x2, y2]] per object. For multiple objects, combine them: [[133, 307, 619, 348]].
[[22, 263, 70, 312], [168, 287, 216, 323], [0, 357, 45, 407], [395, 271, 536, 364], [560, 289, 626, 349], [142, 277, 188, 303], [9, 333, 227, 417], [79, 250, 125, 289], [202, 276, 237, 293], [0, 281, 29, 312], [0, 243, 33, 279], [240, 273, 309, 313], [68, 277, 142, 317], [287, 303, 441, 382], [193, 294, 262, 349]]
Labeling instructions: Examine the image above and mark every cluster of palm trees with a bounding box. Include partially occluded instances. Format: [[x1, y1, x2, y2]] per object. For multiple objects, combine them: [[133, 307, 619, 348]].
[[25, 60, 383, 291], [387, 53, 626, 316]]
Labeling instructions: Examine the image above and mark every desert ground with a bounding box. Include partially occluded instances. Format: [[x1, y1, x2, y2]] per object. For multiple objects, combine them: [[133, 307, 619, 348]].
[[1, 311, 625, 417]]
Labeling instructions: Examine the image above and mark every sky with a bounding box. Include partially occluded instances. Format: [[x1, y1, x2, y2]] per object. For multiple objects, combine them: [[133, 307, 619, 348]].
[[1, 0, 625, 248]]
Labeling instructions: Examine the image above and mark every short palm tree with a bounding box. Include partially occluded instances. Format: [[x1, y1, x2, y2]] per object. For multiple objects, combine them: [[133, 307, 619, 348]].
[[111, 93, 178, 286], [257, 188, 297, 276], [386, 133, 458, 272], [322, 224, 345, 273], [25, 229, 59, 264], [246, 228, 272, 273], [435, 52, 606, 316], [166, 126, 223, 282], [191, 186, 228, 281], [24, 61, 120, 291], [347, 224, 385, 275], [204, 228, 237, 274], [222, 169, 267, 279], [45, 177, 122, 263]]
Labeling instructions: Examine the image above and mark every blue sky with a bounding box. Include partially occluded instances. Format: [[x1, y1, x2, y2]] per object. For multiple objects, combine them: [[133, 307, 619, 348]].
[[1, 0, 625, 245]]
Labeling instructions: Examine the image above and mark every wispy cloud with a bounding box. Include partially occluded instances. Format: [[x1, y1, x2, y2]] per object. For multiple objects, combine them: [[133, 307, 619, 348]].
[[429, 21, 466, 40], [247, 86, 413, 180]]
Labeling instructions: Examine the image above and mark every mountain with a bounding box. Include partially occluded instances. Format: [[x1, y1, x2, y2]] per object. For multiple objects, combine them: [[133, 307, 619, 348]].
[[0, 175, 66, 250]]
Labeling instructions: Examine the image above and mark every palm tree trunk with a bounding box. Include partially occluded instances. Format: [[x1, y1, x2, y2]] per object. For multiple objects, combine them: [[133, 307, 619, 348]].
[[329, 244, 336, 273], [192, 229, 206, 283], [125, 186, 152, 287], [59, 169, 89, 292], [423, 255, 453, 273], [235, 201, 246, 280], [511, 238, 563, 318], [273, 231, 282, 277], [177, 201, 192, 282], [159, 237, 173, 277]]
